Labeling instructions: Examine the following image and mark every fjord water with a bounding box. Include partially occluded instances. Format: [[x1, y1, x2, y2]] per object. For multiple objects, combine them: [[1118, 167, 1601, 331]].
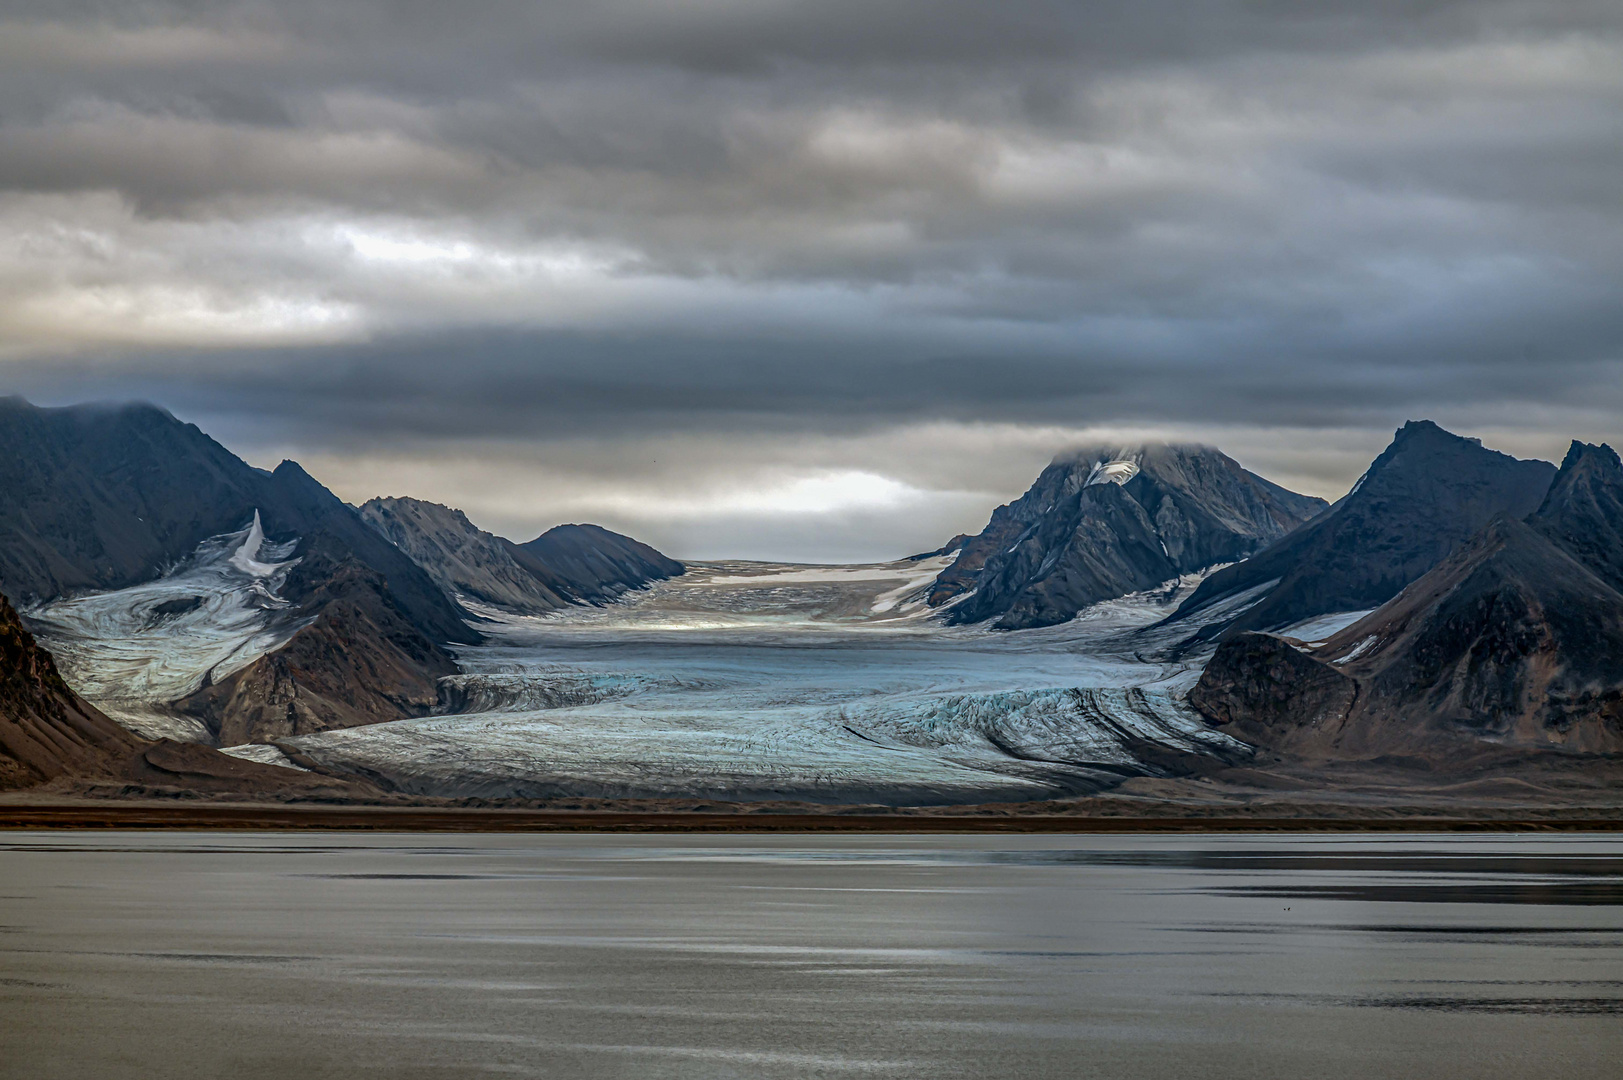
[[3, 834, 1621, 1079]]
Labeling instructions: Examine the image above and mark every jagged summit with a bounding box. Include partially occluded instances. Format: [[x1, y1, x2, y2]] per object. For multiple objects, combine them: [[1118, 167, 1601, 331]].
[[930, 442, 1326, 629], [1168, 420, 1556, 641], [1530, 440, 1623, 594]]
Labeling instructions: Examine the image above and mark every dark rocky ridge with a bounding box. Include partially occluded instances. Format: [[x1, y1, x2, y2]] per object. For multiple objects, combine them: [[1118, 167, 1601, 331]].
[[1190, 441, 1623, 763], [933, 443, 1327, 629], [1170, 420, 1557, 642], [361, 497, 684, 613], [0, 591, 354, 795], [360, 497, 571, 614]]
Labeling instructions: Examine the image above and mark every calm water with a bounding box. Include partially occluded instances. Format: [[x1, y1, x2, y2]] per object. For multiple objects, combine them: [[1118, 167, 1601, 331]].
[[3, 833, 1621, 1079]]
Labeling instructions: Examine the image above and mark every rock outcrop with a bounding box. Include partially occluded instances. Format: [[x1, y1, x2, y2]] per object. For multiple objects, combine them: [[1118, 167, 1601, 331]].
[[1169, 420, 1556, 642], [1190, 441, 1623, 763], [932, 443, 1327, 629], [1187, 632, 1360, 754]]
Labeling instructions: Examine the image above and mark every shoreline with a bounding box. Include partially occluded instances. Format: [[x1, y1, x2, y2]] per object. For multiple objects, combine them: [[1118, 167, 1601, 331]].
[[4, 803, 1623, 832]]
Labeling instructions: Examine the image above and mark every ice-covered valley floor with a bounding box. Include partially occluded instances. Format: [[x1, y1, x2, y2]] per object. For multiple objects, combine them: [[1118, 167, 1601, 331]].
[[274, 557, 1274, 804]]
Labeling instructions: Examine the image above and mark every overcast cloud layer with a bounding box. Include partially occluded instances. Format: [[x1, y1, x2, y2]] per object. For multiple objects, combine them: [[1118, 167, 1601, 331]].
[[3, 1, 1620, 559]]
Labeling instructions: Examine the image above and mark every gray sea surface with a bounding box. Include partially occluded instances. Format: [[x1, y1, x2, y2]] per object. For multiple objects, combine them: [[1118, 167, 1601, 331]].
[[2, 832, 1621, 1079]]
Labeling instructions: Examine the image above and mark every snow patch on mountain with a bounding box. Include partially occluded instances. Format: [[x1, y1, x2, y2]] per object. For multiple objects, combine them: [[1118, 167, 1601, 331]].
[[1084, 458, 1141, 487]]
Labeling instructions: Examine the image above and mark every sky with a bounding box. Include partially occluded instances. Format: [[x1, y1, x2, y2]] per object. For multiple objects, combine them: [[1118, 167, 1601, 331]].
[[2, 1, 1620, 561]]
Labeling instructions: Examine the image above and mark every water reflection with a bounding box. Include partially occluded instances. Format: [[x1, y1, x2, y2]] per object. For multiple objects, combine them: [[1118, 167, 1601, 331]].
[[1, 832, 1620, 1079]]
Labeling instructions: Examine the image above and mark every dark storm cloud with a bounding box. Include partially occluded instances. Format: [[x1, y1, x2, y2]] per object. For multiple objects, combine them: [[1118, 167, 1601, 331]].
[[1, 1, 1620, 556]]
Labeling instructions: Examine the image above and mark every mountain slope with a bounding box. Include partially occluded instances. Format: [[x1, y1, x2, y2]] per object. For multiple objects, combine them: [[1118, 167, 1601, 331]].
[[1190, 441, 1623, 762], [0, 590, 144, 788], [933, 443, 1327, 629], [175, 533, 462, 745], [1169, 420, 1556, 641], [0, 398, 473, 646], [359, 497, 570, 614]]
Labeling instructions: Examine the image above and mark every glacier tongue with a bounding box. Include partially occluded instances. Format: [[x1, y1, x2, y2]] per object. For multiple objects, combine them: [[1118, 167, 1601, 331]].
[[25, 514, 311, 742], [283, 559, 1249, 804]]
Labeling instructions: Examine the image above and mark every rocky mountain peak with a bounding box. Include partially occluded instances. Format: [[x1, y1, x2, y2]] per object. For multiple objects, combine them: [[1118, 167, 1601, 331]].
[[359, 496, 572, 615], [1530, 440, 1623, 595], [931, 441, 1326, 629]]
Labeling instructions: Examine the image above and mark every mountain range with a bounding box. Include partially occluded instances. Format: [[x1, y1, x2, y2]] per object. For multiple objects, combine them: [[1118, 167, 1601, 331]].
[[358, 496, 683, 616], [0, 398, 685, 773], [1167, 421, 1558, 642], [0, 395, 1618, 805]]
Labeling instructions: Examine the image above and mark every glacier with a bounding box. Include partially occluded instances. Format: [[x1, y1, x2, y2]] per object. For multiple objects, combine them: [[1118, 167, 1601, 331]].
[[24, 513, 310, 742], [276, 557, 1255, 804], [24, 538, 1263, 804]]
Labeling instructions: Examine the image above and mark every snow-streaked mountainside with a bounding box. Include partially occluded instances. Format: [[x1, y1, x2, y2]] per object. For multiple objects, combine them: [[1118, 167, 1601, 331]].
[[932, 443, 1327, 630], [1169, 420, 1558, 643], [0, 398, 472, 648], [25, 514, 311, 741], [254, 556, 1260, 803]]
